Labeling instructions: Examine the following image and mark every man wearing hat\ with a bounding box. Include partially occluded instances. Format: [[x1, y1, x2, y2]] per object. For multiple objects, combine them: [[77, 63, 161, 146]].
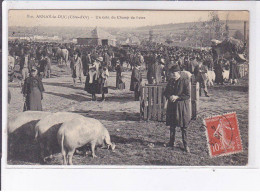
[[164, 65, 191, 153], [115, 59, 123, 89], [38, 53, 46, 79], [146, 53, 156, 84], [214, 58, 224, 85], [130, 63, 142, 101]]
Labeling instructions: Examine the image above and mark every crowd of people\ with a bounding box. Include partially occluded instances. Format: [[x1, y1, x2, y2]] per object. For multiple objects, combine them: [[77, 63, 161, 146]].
[[8, 40, 247, 152], [8, 41, 247, 105]]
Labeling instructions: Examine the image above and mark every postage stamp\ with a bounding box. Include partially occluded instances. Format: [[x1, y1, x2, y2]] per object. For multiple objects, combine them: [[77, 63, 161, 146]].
[[204, 112, 243, 157]]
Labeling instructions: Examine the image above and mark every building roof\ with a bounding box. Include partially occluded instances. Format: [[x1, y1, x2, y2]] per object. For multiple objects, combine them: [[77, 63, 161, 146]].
[[77, 27, 115, 40]]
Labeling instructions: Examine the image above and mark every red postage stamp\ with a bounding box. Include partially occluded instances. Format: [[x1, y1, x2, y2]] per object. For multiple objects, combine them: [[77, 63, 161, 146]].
[[204, 112, 243, 157]]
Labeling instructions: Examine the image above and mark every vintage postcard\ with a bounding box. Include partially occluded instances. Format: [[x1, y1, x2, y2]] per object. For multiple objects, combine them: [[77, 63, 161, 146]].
[[6, 9, 250, 167]]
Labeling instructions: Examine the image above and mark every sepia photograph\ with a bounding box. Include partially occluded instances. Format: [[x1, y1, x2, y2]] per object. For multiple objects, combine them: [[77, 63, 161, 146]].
[[6, 9, 249, 166]]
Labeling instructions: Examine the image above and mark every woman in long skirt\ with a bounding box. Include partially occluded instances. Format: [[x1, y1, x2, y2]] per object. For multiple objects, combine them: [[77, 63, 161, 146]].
[[23, 67, 44, 111], [84, 57, 102, 101]]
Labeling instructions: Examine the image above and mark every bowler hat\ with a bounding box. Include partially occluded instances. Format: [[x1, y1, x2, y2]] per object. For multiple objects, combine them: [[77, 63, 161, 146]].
[[169, 65, 181, 73]]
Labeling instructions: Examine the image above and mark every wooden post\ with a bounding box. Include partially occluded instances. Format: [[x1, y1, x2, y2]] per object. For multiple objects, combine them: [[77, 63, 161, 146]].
[[152, 86, 157, 120], [148, 87, 152, 120], [143, 87, 148, 120], [191, 82, 200, 119], [157, 86, 162, 122], [140, 86, 143, 119]]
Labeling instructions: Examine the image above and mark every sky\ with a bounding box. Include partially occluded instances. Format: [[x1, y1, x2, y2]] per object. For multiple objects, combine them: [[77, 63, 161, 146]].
[[9, 10, 249, 28]]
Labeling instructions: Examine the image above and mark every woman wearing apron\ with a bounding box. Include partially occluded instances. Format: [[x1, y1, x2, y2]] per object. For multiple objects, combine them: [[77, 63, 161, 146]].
[[23, 67, 44, 111]]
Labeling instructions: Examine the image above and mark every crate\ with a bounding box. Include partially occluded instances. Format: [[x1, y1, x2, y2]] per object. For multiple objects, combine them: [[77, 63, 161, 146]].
[[140, 81, 199, 122]]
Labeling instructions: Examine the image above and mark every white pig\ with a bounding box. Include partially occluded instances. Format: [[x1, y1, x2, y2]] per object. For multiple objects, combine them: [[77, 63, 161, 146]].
[[34, 112, 85, 162], [57, 117, 115, 165], [8, 111, 51, 156]]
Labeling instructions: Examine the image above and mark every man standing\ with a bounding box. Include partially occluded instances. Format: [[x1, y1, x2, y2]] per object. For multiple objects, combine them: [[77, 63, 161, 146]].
[[164, 65, 191, 153], [194, 57, 210, 97], [130, 64, 142, 101]]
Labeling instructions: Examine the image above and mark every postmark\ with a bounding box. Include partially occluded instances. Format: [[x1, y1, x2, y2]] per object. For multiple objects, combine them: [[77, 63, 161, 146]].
[[204, 112, 243, 157]]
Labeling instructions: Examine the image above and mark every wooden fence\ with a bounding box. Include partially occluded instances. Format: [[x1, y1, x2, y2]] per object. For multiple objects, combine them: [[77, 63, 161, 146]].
[[140, 83, 167, 122], [140, 81, 199, 122], [238, 63, 249, 78]]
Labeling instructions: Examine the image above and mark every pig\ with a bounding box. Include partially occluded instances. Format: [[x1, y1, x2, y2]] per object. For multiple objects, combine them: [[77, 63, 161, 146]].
[[57, 117, 115, 165], [35, 112, 84, 162], [34, 112, 85, 162], [8, 111, 51, 157]]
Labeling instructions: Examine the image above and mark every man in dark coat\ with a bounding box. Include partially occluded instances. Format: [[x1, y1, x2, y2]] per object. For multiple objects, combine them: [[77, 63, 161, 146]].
[[130, 64, 142, 101], [215, 59, 224, 85], [146, 53, 156, 84], [184, 56, 190, 72], [43, 52, 52, 78], [115, 59, 123, 89], [189, 56, 198, 74], [38, 54, 46, 79], [82, 51, 92, 76], [229, 57, 239, 84], [164, 65, 191, 152]]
